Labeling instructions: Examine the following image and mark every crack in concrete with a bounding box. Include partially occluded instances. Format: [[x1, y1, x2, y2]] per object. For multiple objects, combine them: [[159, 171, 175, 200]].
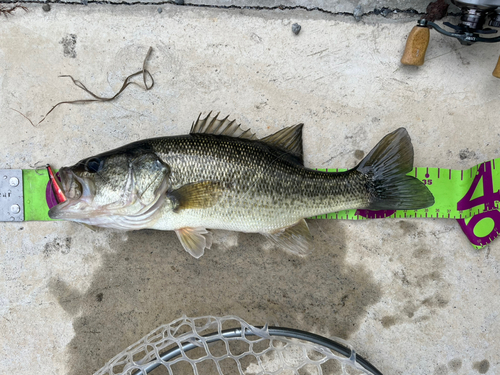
[[4, 0, 463, 19]]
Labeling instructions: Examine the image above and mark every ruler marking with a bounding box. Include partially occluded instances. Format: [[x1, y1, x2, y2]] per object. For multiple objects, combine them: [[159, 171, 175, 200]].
[[438, 168, 440, 178], [493, 159, 496, 169], [449, 169, 452, 180], [415, 168, 418, 178], [461, 170, 463, 181]]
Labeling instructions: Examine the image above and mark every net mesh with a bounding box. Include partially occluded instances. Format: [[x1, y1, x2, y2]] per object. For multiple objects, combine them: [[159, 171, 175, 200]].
[[94, 315, 373, 375]]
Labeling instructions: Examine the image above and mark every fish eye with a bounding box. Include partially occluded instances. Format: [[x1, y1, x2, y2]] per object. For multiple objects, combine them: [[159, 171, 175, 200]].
[[85, 158, 103, 173]]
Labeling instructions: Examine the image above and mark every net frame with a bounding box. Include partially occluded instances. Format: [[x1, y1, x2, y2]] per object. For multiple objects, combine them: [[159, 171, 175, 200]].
[[94, 315, 383, 375]]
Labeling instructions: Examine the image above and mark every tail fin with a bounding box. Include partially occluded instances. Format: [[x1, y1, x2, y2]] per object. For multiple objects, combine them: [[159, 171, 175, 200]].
[[356, 128, 434, 210]]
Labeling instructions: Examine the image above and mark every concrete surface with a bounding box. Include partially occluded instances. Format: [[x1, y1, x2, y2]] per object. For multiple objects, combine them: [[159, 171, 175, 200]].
[[0, 2, 499, 375]]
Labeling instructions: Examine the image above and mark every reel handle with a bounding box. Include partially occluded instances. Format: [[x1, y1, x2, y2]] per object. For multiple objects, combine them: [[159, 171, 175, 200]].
[[493, 56, 500, 78], [401, 25, 430, 66]]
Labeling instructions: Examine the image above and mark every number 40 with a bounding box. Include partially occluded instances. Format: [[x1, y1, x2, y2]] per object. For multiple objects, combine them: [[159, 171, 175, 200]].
[[457, 161, 500, 246]]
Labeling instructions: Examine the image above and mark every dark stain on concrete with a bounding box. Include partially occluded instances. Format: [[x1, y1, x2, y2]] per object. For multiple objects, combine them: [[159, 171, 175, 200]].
[[412, 247, 431, 259], [459, 148, 476, 160], [50, 220, 382, 375], [456, 50, 471, 66], [381, 315, 398, 328], [422, 293, 449, 308], [44, 237, 72, 257], [448, 358, 462, 372], [399, 220, 417, 235], [402, 302, 417, 318], [417, 270, 442, 288], [354, 149, 365, 160], [473, 359, 490, 374], [60, 34, 77, 58], [393, 268, 410, 285], [434, 364, 449, 375], [380, 227, 451, 329]]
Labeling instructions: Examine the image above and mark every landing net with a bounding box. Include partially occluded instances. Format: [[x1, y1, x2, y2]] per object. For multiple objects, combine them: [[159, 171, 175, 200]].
[[95, 315, 382, 375]]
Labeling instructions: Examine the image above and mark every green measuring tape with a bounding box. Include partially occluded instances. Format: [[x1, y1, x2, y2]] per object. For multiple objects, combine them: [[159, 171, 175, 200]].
[[313, 159, 500, 249], [23, 169, 56, 222], [9, 158, 500, 249]]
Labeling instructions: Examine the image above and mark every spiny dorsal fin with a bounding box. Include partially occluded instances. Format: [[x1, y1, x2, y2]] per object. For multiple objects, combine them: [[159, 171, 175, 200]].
[[260, 123, 304, 164], [190, 112, 257, 140], [191, 112, 304, 164]]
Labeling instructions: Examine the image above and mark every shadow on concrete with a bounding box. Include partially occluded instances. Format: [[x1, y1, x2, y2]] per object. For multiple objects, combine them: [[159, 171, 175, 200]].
[[49, 220, 382, 375]]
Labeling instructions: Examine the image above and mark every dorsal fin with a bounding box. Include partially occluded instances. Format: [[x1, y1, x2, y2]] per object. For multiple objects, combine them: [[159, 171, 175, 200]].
[[260, 123, 304, 164], [190, 112, 257, 140], [191, 112, 304, 165]]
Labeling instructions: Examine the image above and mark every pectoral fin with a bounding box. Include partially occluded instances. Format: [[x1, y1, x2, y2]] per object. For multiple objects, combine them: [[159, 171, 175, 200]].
[[168, 181, 226, 212], [175, 227, 213, 258], [262, 219, 313, 256]]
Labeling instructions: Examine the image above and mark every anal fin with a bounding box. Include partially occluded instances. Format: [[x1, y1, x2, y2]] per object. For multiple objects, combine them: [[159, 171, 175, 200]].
[[262, 219, 313, 256], [175, 227, 213, 259]]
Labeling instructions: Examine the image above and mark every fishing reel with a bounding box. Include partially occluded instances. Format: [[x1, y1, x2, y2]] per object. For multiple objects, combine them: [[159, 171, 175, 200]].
[[401, 0, 500, 77]]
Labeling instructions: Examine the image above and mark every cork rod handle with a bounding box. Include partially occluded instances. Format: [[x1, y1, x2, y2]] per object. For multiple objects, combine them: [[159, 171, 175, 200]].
[[493, 56, 500, 79], [401, 26, 430, 66]]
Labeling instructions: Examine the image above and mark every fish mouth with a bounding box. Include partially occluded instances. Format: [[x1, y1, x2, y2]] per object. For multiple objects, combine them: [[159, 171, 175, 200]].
[[48, 168, 95, 220]]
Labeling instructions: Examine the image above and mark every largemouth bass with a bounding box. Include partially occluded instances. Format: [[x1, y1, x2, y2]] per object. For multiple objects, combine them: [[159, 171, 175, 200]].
[[49, 113, 434, 258]]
